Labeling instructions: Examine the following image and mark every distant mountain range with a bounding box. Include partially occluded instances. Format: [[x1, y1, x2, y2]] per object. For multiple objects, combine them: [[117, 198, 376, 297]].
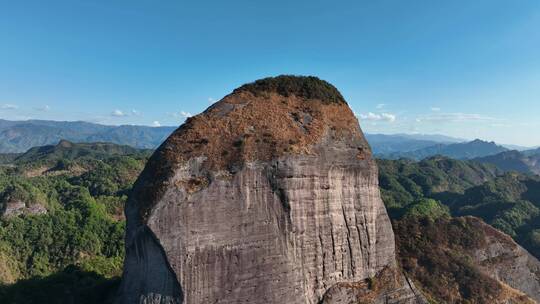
[[365, 133, 463, 155], [0, 119, 536, 164], [376, 138, 510, 160], [0, 119, 176, 153], [474, 149, 540, 175]]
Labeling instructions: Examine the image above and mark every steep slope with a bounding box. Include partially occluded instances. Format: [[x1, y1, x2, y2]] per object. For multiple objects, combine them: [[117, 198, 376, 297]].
[[377, 156, 500, 216], [378, 158, 540, 302], [523, 148, 540, 156], [475, 150, 540, 175], [0, 144, 148, 302], [445, 174, 540, 258], [395, 216, 538, 304], [119, 76, 425, 304]]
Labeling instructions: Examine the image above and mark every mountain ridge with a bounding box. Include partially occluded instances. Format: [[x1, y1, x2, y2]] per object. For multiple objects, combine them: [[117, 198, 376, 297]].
[[0, 119, 175, 153], [475, 149, 540, 175], [379, 139, 509, 160]]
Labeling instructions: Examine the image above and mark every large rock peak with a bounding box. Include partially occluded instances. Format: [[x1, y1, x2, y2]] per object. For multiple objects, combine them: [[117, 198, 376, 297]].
[[119, 76, 424, 304], [134, 75, 366, 222]]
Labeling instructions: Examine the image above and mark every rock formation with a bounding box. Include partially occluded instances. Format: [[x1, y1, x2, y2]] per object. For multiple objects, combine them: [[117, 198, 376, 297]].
[[470, 217, 540, 302], [0, 200, 47, 218], [118, 76, 425, 304], [394, 215, 540, 303]]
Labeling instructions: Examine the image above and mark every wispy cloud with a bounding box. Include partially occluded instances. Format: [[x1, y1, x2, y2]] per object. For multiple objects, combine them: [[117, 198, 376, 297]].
[[208, 97, 216, 104], [431, 107, 441, 112], [170, 111, 193, 119], [417, 112, 497, 123], [180, 111, 192, 118], [152, 121, 161, 127], [110, 109, 141, 118], [358, 112, 396, 122], [111, 109, 126, 117], [1, 104, 18, 110], [376, 103, 386, 109], [34, 105, 50, 112]]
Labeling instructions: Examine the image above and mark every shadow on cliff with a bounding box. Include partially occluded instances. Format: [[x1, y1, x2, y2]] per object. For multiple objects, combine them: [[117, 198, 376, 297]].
[[0, 265, 120, 304], [118, 224, 184, 304]]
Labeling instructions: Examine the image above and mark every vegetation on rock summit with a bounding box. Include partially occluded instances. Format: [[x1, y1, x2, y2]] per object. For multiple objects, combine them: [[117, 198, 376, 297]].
[[233, 75, 347, 104]]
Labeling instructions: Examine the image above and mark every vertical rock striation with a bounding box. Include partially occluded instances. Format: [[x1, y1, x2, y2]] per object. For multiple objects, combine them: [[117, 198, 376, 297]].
[[118, 76, 425, 304]]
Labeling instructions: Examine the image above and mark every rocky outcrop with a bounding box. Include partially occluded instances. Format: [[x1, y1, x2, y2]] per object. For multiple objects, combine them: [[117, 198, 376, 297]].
[[394, 215, 539, 304], [1, 200, 47, 218], [470, 217, 540, 302], [118, 76, 425, 304]]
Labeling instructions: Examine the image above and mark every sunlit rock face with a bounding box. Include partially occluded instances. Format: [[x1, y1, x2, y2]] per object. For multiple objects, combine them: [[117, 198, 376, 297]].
[[118, 76, 425, 304]]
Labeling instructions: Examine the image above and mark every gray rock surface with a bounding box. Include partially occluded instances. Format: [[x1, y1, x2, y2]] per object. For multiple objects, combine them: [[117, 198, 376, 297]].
[[1, 200, 47, 218], [470, 218, 540, 302], [118, 77, 425, 304]]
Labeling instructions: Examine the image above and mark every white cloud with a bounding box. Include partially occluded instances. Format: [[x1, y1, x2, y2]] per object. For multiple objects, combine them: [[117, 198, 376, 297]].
[[131, 109, 141, 116], [1, 104, 18, 110], [431, 107, 441, 112], [418, 112, 496, 123], [358, 112, 396, 122], [381, 113, 396, 122], [152, 121, 161, 127], [208, 97, 216, 104], [170, 111, 193, 119], [376, 103, 386, 109], [34, 105, 50, 112], [111, 109, 125, 117]]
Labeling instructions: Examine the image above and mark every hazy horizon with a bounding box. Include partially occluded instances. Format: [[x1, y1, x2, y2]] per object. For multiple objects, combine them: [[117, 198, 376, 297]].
[[2, 116, 537, 149]]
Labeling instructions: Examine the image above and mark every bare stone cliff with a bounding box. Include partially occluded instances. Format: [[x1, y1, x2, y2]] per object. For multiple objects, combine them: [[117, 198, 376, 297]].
[[470, 217, 540, 303], [118, 76, 426, 304]]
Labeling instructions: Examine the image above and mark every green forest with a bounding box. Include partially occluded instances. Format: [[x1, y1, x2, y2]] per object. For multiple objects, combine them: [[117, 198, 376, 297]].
[[0, 142, 150, 303], [2, 143, 540, 303]]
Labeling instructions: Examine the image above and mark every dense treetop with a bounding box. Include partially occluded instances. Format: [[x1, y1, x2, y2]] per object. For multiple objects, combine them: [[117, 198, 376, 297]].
[[233, 75, 347, 104], [1, 142, 540, 303], [0, 142, 149, 303]]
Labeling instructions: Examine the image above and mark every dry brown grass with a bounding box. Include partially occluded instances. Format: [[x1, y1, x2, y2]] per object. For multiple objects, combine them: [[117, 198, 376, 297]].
[[134, 89, 365, 222], [394, 216, 535, 304]]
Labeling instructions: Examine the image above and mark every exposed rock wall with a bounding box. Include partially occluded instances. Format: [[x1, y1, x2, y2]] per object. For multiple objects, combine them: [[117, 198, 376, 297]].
[[1, 200, 47, 218], [394, 215, 539, 304], [118, 76, 425, 304], [470, 218, 540, 302]]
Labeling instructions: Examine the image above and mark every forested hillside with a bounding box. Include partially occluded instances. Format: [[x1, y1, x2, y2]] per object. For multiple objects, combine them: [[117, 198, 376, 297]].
[[0, 142, 151, 303], [2, 143, 540, 303], [377, 157, 540, 303], [378, 157, 540, 259]]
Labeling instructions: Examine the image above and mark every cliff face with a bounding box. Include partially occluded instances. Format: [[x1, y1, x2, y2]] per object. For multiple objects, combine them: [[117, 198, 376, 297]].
[[118, 76, 424, 304], [471, 217, 540, 303], [394, 216, 539, 304]]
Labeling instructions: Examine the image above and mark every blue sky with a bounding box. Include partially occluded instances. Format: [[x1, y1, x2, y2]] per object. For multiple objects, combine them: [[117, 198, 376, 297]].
[[0, 1, 539, 146]]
